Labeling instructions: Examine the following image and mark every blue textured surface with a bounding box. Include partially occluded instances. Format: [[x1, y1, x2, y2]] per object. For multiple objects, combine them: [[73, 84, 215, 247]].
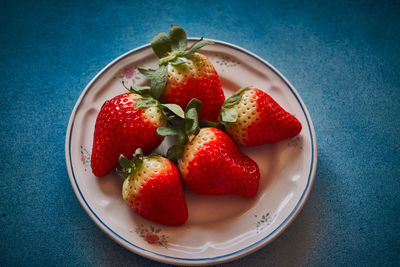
[[1, 0, 399, 266]]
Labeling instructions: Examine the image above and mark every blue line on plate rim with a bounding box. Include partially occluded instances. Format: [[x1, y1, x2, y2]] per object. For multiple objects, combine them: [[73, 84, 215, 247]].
[[67, 39, 316, 264]]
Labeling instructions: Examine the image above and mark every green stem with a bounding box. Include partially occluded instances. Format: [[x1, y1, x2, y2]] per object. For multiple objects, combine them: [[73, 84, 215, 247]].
[[199, 120, 219, 128]]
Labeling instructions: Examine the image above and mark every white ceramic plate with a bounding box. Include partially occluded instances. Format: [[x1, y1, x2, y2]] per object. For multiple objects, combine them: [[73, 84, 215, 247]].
[[65, 39, 317, 266]]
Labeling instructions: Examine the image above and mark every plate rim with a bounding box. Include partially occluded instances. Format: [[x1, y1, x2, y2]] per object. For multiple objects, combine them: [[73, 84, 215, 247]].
[[65, 38, 317, 266]]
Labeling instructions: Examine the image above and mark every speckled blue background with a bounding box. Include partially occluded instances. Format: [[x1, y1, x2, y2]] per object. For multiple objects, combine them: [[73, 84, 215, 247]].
[[1, 0, 399, 266]]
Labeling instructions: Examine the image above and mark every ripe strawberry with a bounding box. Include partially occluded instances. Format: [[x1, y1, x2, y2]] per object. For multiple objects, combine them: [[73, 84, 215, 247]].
[[118, 149, 188, 226], [162, 51, 224, 122], [219, 87, 302, 146], [91, 90, 184, 177], [157, 99, 260, 197], [139, 24, 225, 122], [179, 127, 260, 197]]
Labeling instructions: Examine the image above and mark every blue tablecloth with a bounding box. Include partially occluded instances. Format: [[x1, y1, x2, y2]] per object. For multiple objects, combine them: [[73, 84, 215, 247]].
[[1, 0, 399, 265]]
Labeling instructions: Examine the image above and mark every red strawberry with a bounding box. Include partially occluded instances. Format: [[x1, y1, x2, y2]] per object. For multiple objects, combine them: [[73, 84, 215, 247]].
[[179, 127, 260, 197], [139, 25, 224, 122], [162, 52, 224, 122], [118, 149, 188, 226], [91, 92, 166, 177], [157, 99, 260, 197], [219, 87, 302, 146]]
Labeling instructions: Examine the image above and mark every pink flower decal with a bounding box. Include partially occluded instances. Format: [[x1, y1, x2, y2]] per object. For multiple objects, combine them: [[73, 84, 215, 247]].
[[134, 224, 168, 248], [124, 68, 135, 79], [144, 232, 160, 244], [80, 146, 91, 171]]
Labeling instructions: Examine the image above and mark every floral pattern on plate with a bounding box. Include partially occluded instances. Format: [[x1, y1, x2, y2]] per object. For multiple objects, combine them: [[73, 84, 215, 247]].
[[287, 136, 303, 149], [80, 145, 91, 171], [117, 66, 144, 89], [134, 224, 168, 248], [215, 54, 240, 67], [254, 212, 275, 233]]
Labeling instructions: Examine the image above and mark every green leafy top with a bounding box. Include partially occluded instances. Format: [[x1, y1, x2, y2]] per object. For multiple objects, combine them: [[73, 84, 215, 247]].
[[117, 148, 161, 179], [218, 87, 250, 126], [139, 24, 214, 101], [122, 83, 185, 122], [156, 98, 202, 160], [117, 148, 145, 179], [136, 66, 168, 99], [151, 24, 213, 63]]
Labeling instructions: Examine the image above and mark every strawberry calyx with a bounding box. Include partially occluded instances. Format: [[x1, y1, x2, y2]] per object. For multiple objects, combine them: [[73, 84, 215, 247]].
[[123, 84, 185, 122], [198, 87, 250, 129], [218, 87, 250, 125], [151, 24, 214, 64], [117, 148, 145, 180], [122, 82, 152, 96], [137, 66, 168, 99], [138, 24, 214, 101], [157, 98, 202, 160]]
